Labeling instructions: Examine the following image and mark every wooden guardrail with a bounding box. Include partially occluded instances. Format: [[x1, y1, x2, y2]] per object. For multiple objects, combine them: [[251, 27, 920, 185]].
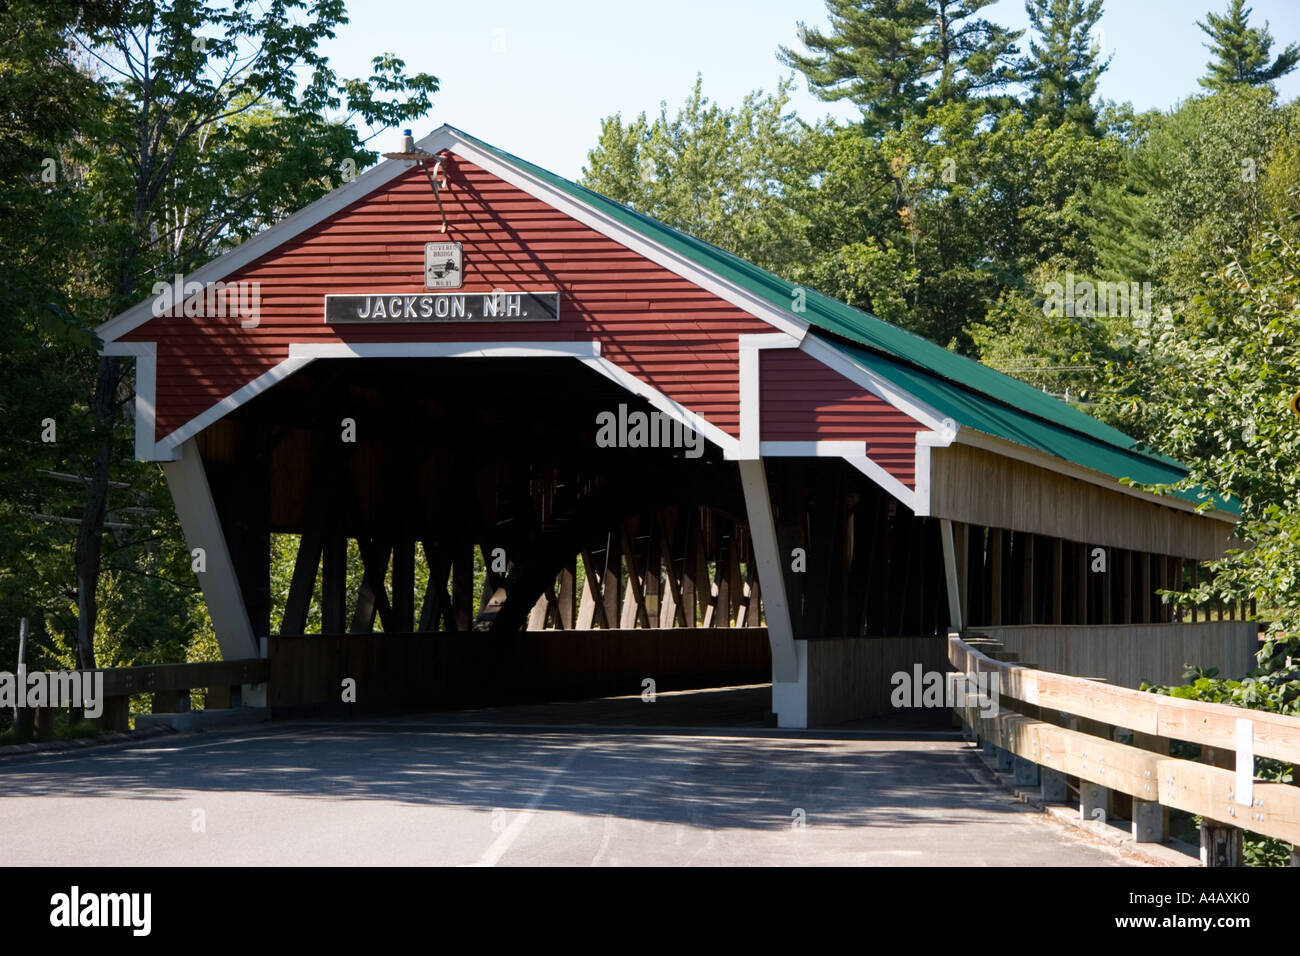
[[12, 659, 268, 740], [96, 659, 268, 698], [949, 634, 1300, 866], [97, 659, 269, 731]]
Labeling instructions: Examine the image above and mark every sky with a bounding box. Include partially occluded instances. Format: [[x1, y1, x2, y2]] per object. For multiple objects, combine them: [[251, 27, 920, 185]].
[[315, 0, 1300, 180]]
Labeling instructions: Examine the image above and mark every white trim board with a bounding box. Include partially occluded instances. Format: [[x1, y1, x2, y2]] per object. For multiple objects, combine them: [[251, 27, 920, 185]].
[[844, 454, 918, 513], [736, 331, 925, 508]]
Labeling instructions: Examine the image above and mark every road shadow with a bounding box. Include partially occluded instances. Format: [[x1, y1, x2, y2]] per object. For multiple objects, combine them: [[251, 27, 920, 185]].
[[0, 689, 1037, 834]]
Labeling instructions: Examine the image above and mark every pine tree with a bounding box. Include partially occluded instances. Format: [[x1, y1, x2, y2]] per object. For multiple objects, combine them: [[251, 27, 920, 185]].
[[1020, 0, 1110, 134], [1197, 0, 1300, 91], [926, 0, 1022, 106], [778, 0, 1021, 135], [779, 0, 933, 134]]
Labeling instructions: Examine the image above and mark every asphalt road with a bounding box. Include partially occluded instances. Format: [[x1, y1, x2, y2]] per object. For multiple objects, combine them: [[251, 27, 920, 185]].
[[0, 719, 1137, 866]]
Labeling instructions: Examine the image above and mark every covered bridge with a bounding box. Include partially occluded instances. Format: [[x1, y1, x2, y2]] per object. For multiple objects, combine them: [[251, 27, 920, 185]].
[[96, 125, 1253, 728]]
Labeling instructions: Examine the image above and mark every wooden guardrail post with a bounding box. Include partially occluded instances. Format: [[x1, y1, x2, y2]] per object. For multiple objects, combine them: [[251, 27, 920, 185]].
[[1080, 782, 1110, 823], [1013, 755, 1039, 786], [97, 694, 130, 733], [1132, 730, 1171, 841], [1040, 768, 1068, 802], [1132, 800, 1165, 842], [1200, 820, 1241, 867], [151, 689, 191, 714], [995, 746, 1014, 771], [34, 706, 54, 741]]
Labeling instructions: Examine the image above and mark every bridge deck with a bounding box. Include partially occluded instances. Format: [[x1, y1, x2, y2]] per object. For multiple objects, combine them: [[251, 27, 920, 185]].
[[0, 706, 1138, 866]]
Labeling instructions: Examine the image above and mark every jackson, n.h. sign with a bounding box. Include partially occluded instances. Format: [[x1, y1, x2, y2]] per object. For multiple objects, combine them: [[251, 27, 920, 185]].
[[323, 290, 560, 324]]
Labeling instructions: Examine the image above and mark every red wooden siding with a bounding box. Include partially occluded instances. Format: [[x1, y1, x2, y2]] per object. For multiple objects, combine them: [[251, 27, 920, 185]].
[[121, 153, 777, 442], [760, 349, 924, 487]]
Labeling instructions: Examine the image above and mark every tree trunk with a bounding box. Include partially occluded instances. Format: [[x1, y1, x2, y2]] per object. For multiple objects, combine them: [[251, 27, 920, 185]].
[[73, 354, 122, 671]]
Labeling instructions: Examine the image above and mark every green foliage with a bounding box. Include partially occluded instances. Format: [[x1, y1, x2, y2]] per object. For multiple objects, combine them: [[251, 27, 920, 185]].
[[778, 0, 938, 132], [584, 73, 1119, 350], [843, 100, 1119, 346], [1107, 211, 1300, 632], [0, 0, 117, 676], [968, 259, 1116, 399], [582, 76, 816, 278]]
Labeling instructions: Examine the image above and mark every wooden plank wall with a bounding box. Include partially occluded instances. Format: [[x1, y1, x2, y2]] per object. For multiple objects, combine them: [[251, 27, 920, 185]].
[[806, 636, 950, 725], [928, 443, 1236, 560], [968, 621, 1259, 688], [268, 628, 771, 713]]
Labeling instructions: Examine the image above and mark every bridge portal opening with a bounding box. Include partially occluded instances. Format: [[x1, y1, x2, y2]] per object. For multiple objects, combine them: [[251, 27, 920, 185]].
[[192, 356, 778, 719]]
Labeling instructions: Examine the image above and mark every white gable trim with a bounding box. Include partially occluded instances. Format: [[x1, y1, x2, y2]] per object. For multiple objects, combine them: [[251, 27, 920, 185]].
[[159, 354, 315, 454], [737, 331, 926, 507], [844, 454, 918, 513]]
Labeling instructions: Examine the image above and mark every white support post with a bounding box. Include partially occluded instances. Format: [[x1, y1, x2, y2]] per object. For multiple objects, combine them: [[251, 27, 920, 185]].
[[162, 439, 265, 704], [738, 458, 805, 727], [940, 518, 965, 633]]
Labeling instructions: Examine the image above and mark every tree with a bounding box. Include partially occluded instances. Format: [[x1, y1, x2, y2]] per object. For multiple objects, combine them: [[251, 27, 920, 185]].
[[1105, 213, 1300, 635], [581, 77, 815, 278], [0, 0, 115, 684], [1197, 0, 1300, 91], [1091, 87, 1294, 303], [779, 0, 932, 134], [968, 259, 1117, 401], [735, 95, 1114, 349], [59, 0, 438, 670], [778, 0, 1020, 134], [1020, 0, 1110, 134]]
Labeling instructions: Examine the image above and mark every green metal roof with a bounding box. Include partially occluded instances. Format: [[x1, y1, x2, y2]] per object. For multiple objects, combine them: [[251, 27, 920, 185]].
[[453, 127, 1234, 516]]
